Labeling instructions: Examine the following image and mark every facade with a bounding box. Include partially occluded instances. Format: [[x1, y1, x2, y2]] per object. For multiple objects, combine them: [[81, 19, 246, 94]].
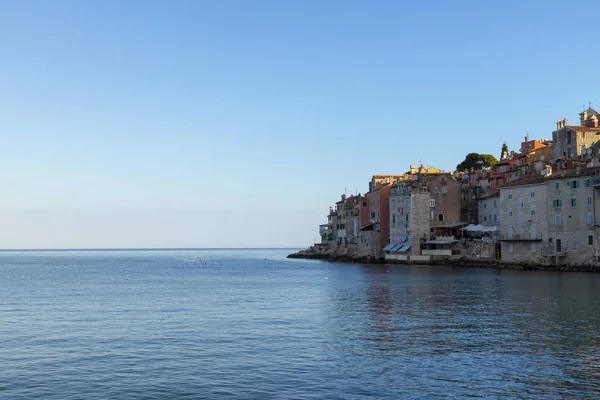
[[499, 174, 547, 263], [388, 180, 430, 256], [552, 113, 600, 161], [477, 191, 500, 226], [427, 173, 463, 237], [335, 197, 346, 245], [544, 170, 596, 264]]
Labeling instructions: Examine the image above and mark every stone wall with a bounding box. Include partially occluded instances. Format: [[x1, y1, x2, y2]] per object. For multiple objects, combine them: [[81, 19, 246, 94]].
[[410, 190, 430, 255], [500, 182, 547, 262]]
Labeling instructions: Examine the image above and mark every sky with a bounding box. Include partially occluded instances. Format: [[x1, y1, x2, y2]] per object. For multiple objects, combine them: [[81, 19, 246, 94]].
[[0, 0, 598, 249]]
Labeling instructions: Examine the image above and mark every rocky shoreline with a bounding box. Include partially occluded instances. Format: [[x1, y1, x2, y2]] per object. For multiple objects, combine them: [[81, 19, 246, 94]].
[[287, 251, 600, 273]]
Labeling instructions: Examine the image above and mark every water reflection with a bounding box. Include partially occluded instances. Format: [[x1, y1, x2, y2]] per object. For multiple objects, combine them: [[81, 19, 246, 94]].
[[325, 265, 600, 398]]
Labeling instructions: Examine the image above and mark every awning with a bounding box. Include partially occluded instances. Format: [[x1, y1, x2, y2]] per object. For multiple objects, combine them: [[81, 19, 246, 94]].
[[431, 222, 466, 228], [460, 224, 476, 231], [463, 224, 487, 232], [383, 243, 396, 251], [483, 226, 498, 232], [398, 244, 411, 252]]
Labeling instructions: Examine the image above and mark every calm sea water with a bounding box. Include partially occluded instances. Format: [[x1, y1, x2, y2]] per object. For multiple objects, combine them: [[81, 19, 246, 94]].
[[2, 249, 600, 399]]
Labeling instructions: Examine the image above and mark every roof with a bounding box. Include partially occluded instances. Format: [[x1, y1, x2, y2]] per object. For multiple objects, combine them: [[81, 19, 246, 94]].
[[565, 125, 600, 133], [499, 173, 546, 188], [580, 107, 600, 116], [545, 167, 599, 180], [476, 191, 500, 200], [431, 222, 465, 228]]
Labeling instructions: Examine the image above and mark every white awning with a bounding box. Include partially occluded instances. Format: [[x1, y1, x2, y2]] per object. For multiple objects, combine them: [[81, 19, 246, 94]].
[[383, 243, 396, 251], [398, 244, 411, 252]]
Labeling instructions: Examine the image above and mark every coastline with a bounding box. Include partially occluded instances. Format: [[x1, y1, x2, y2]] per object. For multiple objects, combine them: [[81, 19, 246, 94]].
[[287, 251, 600, 273]]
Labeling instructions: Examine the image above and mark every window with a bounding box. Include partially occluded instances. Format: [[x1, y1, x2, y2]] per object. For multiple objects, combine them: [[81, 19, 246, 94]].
[[370, 212, 375, 219], [392, 214, 396, 224], [531, 243, 537, 253], [589, 235, 594, 246], [483, 203, 487, 208], [571, 180, 579, 189], [571, 198, 577, 208], [554, 182, 560, 191], [588, 196, 593, 206], [508, 208, 513, 217], [555, 215, 561, 225], [519, 200, 524, 208], [587, 213, 593, 224], [519, 213, 524, 223], [431, 211, 434, 221], [493, 214, 497, 222], [530, 190, 535, 198], [507, 191, 513, 200], [430, 199, 435, 208], [493, 200, 497, 207], [438, 213, 444, 222], [508, 243, 514, 253], [433, 187, 439, 193], [483, 216, 487, 222], [530, 206, 536, 216], [553, 199, 562, 208], [441, 187, 447, 195], [585, 179, 591, 188]]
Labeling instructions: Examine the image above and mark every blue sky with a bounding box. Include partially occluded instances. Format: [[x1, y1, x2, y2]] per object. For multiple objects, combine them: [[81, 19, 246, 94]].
[[0, 1, 598, 248]]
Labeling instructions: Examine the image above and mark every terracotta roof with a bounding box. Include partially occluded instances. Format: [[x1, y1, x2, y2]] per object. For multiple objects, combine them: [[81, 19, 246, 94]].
[[565, 125, 600, 133], [545, 167, 600, 180], [499, 174, 546, 188]]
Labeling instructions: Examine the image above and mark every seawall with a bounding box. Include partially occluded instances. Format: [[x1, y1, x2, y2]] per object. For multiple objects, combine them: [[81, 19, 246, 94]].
[[287, 251, 600, 273]]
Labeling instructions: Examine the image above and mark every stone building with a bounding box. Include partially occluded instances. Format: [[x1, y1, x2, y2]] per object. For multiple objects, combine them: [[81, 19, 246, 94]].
[[544, 169, 596, 265], [477, 191, 500, 226], [552, 108, 600, 161], [427, 173, 463, 238], [342, 194, 363, 244], [388, 180, 430, 257], [499, 174, 547, 263]]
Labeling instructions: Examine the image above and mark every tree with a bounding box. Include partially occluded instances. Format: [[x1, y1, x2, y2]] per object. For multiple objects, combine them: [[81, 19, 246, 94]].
[[456, 153, 499, 171], [500, 142, 509, 160]]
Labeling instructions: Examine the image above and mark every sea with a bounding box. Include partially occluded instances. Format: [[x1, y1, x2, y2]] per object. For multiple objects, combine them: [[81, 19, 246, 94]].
[[2, 248, 600, 399]]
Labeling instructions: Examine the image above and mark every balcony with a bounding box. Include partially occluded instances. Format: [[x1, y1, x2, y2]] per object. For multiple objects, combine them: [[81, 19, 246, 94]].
[[591, 177, 600, 187], [498, 233, 542, 242], [541, 246, 567, 257]]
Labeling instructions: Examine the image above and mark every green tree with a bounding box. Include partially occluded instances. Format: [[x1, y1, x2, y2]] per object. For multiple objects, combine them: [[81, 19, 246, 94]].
[[456, 153, 499, 171]]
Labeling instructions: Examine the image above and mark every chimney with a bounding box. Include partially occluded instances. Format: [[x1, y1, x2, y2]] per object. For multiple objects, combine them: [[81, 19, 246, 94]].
[[581, 110, 588, 125], [525, 135, 529, 142], [591, 115, 599, 128], [563, 118, 568, 127]]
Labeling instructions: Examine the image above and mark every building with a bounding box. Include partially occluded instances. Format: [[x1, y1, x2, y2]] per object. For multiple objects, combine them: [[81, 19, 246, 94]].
[[342, 194, 363, 244], [477, 191, 500, 226], [427, 173, 464, 238], [552, 108, 600, 161], [544, 168, 596, 265], [388, 179, 430, 258], [499, 174, 547, 263]]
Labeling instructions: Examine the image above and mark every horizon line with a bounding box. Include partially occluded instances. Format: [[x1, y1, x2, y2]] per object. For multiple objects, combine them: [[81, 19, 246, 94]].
[[0, 247, 304, 252]]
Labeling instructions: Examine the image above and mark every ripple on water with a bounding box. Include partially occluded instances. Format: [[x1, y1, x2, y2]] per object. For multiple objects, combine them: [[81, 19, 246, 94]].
[[2, 250, 600, 399]]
